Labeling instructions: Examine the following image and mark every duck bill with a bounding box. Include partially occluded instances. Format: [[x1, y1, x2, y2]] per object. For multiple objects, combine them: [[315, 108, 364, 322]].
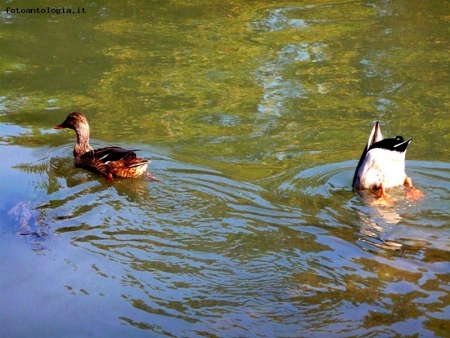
[[54, 124, 64, 129], [352, 121, 383, 188]]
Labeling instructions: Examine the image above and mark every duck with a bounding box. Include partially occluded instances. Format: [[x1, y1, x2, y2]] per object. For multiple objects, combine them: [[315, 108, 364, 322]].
[[352, 121, 420, 198], [54, 112, 160, 182]]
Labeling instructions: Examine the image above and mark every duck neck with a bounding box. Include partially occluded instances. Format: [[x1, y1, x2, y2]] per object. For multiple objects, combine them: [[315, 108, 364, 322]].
[[73, 124, 93, 157]]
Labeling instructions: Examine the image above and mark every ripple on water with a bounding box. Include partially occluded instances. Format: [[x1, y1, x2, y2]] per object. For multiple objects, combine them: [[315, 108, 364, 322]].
[[17, 150, 323, 333], [277, 159, 450, 256], [4, 145, 450, 336]]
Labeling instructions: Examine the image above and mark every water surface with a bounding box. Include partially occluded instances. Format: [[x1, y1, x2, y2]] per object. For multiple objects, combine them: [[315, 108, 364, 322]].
[[1, 1, 450, 337]]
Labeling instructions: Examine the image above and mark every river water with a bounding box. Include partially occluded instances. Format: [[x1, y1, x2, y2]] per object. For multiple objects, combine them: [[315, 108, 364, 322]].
[[1, 1, 449, 337]]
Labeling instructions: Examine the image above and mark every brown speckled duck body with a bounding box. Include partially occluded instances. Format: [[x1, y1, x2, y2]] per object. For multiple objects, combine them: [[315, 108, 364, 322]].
[[54, 112, 159, 182]]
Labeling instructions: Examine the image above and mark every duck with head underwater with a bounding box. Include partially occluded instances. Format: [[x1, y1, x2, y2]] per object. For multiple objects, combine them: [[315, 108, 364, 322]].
[[352, 121, 422, 200], [54, 112, 160, 183]]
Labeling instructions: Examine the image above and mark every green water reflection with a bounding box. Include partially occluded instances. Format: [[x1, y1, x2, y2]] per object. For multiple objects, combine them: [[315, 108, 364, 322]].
[[1, 1, 450, 337]]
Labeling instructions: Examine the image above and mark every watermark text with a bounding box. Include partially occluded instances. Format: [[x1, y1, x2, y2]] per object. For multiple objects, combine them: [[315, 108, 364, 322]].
[[5, 7, 86, 15]]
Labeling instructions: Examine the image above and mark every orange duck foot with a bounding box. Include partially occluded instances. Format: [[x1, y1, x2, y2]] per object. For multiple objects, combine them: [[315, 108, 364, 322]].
[[373, 182, 394, 205], [378, 182, 387, 198], [404, 176, 413, 188], [145, 172, 161, 182], [404, 176, 423, 201]]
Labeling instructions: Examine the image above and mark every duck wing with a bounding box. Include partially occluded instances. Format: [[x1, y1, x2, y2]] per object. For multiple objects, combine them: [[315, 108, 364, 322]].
[[86, 146, 140, 163]]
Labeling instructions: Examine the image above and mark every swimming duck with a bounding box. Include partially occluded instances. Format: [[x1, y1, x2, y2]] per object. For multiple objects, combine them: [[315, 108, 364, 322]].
[[54, 112, 160, 182], [352, 121, 418, 198]]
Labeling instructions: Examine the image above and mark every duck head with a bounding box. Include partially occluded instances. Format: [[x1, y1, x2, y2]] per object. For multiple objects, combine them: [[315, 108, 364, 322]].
[[54, 112, 93, 154], [54, 112, 89, 132], [352, 121, 411, 195]]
